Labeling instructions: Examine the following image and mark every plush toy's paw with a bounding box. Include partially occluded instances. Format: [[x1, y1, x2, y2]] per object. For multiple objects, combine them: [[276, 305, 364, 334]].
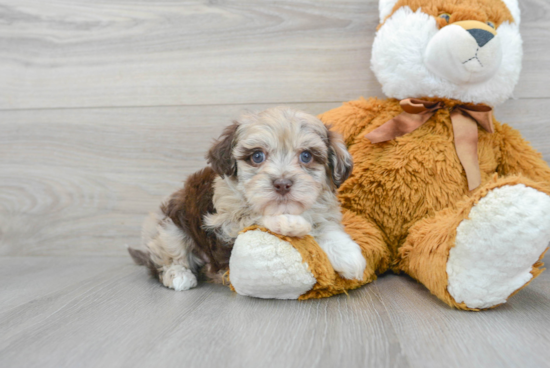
[[229, 229, 316, 299], [161, 265, 197, 291], [261, 215, 312, 237], [447, 184, 550, 309]]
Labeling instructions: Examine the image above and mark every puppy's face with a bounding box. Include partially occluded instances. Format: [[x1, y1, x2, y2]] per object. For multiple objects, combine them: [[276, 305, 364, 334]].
[[207, 107, 353, 216]]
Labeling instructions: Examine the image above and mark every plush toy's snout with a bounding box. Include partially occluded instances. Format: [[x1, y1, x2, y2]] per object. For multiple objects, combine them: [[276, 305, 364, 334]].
[[454, 20, 497, 47], [424, 20, 502, 85]]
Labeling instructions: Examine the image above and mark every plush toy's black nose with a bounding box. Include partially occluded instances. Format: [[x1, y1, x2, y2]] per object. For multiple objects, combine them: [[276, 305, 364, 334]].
[[273, 178, 293, 195], [467, 28, 494, 48]]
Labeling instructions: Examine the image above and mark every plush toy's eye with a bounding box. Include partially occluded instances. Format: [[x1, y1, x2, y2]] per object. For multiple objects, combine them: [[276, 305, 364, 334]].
[[439, 13, 451, 23], [251, 151, 266, 164], [299, 150, 313, 164], [487, 21, 495, 29]]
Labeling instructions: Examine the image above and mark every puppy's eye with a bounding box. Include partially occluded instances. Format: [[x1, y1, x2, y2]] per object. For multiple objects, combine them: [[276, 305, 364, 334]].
[[439, 13, 450, 23], [251, 151, 265, 164], [299, 151, 313, 164], [487, 21, 495, 29]]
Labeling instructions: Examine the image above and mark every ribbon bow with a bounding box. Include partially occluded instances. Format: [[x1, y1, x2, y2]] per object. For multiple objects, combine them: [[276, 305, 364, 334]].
[[365, 98, 494, 191]]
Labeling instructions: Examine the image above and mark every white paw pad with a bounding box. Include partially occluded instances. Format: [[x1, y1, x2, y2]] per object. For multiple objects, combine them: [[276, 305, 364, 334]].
[[447, 185, 550, 309], [162, 265, 197, 291]]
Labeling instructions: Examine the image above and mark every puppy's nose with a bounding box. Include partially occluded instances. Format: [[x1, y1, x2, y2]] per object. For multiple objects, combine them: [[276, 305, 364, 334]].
[[273, 178, 293, 195], [467, 29, 494, 47]]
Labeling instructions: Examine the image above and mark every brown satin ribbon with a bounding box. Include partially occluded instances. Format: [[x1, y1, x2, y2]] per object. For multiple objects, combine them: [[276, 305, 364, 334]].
[[365, 98, 494, 191]]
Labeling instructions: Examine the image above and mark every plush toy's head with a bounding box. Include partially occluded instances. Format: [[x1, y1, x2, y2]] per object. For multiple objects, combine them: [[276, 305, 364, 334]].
[[372, 0, 522, 106]]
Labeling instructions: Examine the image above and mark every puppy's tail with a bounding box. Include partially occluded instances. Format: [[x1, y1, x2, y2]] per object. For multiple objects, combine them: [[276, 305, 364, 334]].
[[128, 247, 159, 278]]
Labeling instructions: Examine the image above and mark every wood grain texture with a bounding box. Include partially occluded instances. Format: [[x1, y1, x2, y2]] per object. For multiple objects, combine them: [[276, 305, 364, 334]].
[[0, 103, 339, 256], [373, 271, 550, 368], [0, 257, 405, 368], [0, 0, 549, 110], [0, 256, 548, 368], [0, 0, 381, 110], [494, 98, 550, 160]]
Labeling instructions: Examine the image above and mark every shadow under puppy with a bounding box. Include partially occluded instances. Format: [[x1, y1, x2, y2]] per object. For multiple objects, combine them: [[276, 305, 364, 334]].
[[129, 107, 366, 290]]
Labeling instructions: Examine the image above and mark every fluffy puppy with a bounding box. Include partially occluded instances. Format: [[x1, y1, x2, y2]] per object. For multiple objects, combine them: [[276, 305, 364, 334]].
[[129, 107, 366, 291]]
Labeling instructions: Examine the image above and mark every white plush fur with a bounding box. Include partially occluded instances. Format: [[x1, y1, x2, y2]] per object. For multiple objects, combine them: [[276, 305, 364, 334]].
[[447, 185, 550, 309], [378, 0, 399, 23], [230, 229, 317, 299], [371, 6, 522, 106], [424, 24, 502, 85]]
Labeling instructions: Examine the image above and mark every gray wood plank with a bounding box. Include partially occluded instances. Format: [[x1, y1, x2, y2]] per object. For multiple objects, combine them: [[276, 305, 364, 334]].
[[0, 256, 124, 311], [0, 0, 548, 110], [517, 0, 550, 98], [0, 0, 382, 110], [495, 98, 550, 160], [373, 272, 550, 368], [1, 256, 548, 368], [1, 100, 548, 257], [0, 256, 407, 368]]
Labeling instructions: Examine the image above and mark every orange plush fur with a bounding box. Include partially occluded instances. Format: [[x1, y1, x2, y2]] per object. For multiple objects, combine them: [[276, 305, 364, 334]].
[[292, 0, 550, 310], [381, 0, 514, 27], [318, 96, 550, 310]]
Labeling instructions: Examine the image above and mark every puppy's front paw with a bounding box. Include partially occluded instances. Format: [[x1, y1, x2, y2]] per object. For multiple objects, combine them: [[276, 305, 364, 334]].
[[321, 234, 366, 281], [262, 215, 312, 237], [335, 247, 366, 281]]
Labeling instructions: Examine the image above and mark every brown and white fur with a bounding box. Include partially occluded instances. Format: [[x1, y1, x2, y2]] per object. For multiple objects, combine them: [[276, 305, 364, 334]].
[[129, 107, 366, 291]]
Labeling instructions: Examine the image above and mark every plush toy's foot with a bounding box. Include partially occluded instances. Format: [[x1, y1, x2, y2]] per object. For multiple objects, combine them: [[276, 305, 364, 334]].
[[400, 177, 550, 310], [447, 184, 550, 309], [229, 229, 317, 299]]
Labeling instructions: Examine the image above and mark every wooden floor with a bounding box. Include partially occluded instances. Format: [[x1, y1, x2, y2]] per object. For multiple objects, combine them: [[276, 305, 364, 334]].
[[1, 0, 549, 367]]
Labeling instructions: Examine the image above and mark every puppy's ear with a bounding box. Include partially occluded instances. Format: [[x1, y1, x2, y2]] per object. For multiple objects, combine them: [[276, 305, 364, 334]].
[[206, 122, 240, 177], [325, 126, 353, 188]]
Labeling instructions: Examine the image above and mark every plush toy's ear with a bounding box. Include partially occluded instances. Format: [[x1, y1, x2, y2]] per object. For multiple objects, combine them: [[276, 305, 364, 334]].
[[325, 127, 353, 188], [500, 0, 521, 25], [379, 0, 399, 23], [206, 122, 240, 178]]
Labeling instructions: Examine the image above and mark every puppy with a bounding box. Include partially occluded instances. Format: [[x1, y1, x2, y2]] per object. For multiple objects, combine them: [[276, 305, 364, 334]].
[[129, 107, 366, 291]]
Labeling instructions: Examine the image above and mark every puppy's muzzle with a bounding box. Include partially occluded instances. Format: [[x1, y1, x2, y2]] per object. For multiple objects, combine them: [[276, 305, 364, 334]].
[[273, 178, 293, 195]]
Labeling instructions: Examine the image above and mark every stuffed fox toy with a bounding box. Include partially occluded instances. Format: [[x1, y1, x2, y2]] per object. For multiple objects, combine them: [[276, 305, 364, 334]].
[[228, 0, 550, 310]]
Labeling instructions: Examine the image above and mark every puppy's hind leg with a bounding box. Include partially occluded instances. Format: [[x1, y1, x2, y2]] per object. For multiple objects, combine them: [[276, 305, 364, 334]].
[[129, 212, 202, 291]]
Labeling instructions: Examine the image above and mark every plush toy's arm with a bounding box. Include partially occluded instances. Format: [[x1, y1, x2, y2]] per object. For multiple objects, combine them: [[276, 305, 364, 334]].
[[497, 123, 550, 187], [318, 98, 383, 145]]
